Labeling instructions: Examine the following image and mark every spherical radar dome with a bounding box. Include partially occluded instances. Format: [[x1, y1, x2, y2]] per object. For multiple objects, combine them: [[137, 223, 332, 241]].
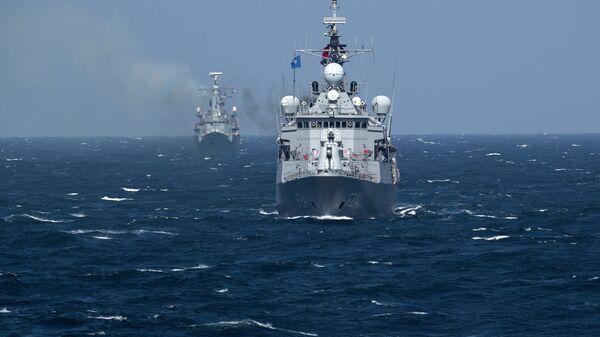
[[323, 63, 345, 85]]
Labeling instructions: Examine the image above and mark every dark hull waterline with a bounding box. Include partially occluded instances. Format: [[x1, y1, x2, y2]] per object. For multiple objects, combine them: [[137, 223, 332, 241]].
[[276, 175, 397, 219]]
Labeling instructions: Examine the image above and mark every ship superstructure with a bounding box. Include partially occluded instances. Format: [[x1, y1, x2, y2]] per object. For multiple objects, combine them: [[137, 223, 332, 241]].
[[194, 72, 240, 154], [276, 0, 399, 219]]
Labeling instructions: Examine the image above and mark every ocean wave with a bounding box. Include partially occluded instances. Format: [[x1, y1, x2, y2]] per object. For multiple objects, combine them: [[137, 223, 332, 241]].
[[201, 319, 317, 336], [69, 213, 87, 218], [395, 205, 422, 218], [311, 262, 325, 268], [120, 187, 140, 192], [516, 144, 529, 148], [405, 311, 428, 315], [171, 264, 210, 272], [485, 152, 501, 156], [284, 215, 353, 221], [215, 288, 229, 293], [0, 308, 11, 313], [92, 236, 112, 240], [426, 179, 459, 184], [461, 209, 497, 219], [87, 315, 127, 321], [63, 229, 178, 236], [5, 158, 23, 161], [472, 227, 487, 231], [4, 213, 69, 223], [258, 209, 278, 215], [472, 235, 510, 241], [101, 196, 133, 202], [136, 268, 166, 273]]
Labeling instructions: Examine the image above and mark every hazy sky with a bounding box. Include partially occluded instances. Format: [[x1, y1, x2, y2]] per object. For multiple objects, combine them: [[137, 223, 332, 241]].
[[1, 0, 598, 136]]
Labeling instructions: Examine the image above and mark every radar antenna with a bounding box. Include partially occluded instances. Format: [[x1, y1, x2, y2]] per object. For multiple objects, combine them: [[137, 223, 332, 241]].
[[296, 0, 371, 65]]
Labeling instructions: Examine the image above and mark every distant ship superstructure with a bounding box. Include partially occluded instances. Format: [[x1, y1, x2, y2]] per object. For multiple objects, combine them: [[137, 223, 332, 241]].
[[276, 0, 399, 219], [194, 72, 240, 153]]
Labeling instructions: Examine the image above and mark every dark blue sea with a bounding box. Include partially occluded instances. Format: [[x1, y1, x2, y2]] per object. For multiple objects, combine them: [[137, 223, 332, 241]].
[[1, 135, 599, 336]]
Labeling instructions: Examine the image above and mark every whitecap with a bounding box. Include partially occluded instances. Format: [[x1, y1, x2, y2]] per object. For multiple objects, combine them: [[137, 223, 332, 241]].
[[284, 215, 353, 220], [157, 154, 165, 157], [395, 205, 422, 217], [472, 227, 487, 231], [371, 300, 386, 306], [136, 268, 165, 273], [486, 153, 501, 156], [69, 213, 87, 218], [101, 196, 132, 202], [0, 308, 11, 313], [86, 332, 106, 336], [204, 157, 211, 160], [4, 213, 67, 223], [368, 261, 380, 264], [171, 264, 210, 272], [426, 179, 459, 184], [406, 311, 428, 315], [472, 235, 510, 241], [202, 319, 317, 336], [120, 187, 140, 192], [571, 144, 581, 147], [461, 209, 496, 219], [516, 144, 529, 148], [67, 192, 79, 196], [215, 288, 229, 293], [92, 236, 112, 240], [88, 315, 127, 321], [258, 209, 278, 215], [311, 262, 325, 268], [504, 216, 518, 220], [160, 189, 168, 192], [244, 165, 252, 168], [5, 158, 22, 161]]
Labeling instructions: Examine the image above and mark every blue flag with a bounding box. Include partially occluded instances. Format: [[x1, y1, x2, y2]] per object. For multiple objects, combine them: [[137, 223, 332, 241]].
[[291, 55, 301, 69]]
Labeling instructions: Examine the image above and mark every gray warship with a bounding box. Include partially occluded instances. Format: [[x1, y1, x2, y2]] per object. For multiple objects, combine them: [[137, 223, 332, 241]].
[[276, 0, 399, 219], [194, 72, 240, 154]]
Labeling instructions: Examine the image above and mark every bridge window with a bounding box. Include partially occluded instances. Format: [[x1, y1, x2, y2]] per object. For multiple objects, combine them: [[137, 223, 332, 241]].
[[341, 121, 347, 128], [335, 121, 340, 128], [361, 121, 367, 128]]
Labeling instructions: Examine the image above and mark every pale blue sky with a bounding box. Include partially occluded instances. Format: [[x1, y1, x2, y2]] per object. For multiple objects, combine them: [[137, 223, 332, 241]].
[[1, 0, 598, 136]]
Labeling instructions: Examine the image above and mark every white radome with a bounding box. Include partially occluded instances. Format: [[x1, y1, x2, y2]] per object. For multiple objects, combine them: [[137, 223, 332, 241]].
[[327, 89, 340, 101], [323, 63, 345, 85], [280, 96, 300, 115], [371, 95, 392, 115]]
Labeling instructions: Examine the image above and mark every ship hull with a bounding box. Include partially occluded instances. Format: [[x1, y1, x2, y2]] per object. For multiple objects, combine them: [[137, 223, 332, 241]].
[[276, 175, 397, 219], [195, 132, 239, 155]]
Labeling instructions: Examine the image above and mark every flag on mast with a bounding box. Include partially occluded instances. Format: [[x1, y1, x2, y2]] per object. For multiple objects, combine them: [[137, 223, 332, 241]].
[[291, 55, 301, 69]]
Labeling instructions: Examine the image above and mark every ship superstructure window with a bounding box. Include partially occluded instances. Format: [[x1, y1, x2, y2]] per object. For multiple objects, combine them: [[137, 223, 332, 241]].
[[361, 121, 367, 128], [342, 121, 347, 128], [335, 121, 341, 128]]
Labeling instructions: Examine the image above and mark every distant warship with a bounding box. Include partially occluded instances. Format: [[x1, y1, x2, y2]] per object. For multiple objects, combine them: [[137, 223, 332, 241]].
[[276, 0, 399, 219], [194, 72, 240, 154]]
